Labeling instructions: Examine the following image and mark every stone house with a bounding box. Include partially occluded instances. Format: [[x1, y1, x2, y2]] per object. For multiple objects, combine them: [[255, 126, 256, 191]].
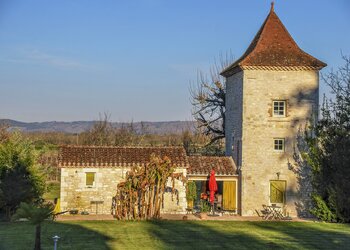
[[222, 3, 326, 216], [59, 146, 237, 215], [59, 4, 325, 218]]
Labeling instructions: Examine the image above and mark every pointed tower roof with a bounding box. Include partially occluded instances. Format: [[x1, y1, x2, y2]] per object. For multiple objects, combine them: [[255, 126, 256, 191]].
[[221, 3, 326, 77]]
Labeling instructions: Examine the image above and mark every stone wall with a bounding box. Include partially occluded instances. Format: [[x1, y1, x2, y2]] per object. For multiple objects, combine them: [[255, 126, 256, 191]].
[[226, 69, 319, 217], [60, 167, 187, 215], [161, 168, 187, 214], [225, 71, 243, 162]]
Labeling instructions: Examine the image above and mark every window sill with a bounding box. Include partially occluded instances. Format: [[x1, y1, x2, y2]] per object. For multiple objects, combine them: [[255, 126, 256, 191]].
[[273, 150, 285, 153], [268, 118, 290, 122]]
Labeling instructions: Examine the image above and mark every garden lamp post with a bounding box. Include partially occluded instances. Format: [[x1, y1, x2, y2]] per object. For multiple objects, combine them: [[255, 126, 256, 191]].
[[53, 235, 60, 250]]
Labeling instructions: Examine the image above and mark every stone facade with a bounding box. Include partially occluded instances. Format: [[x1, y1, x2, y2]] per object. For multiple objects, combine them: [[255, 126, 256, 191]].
[[225, 69, 319, 216], [161, 168, 187, 214], [60, 166, 187, 215], [59, 146, 238, 216], [223, 5, 325, 217]]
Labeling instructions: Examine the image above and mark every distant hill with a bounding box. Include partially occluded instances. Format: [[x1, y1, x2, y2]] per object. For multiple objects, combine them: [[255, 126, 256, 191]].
[[0, 119, 196, 134]]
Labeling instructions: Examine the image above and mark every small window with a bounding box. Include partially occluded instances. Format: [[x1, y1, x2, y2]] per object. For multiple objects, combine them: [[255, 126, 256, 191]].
[[86, 172, 95, 187], [273, 100, 286, 117], [274, 139, 285, 151], [270, 180, 286, 204]]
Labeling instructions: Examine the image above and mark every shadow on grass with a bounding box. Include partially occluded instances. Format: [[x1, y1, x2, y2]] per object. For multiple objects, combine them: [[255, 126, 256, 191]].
[[147, 220, 350, 250], [2, 220, 350, 250], [251, 221, 350, 249], [147, 220, 275, 249], [0, 221, 112, 250]]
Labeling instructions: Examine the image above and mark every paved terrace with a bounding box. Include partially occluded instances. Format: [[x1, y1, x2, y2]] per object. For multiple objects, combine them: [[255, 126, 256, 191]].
[[56, 214, 311, 222]]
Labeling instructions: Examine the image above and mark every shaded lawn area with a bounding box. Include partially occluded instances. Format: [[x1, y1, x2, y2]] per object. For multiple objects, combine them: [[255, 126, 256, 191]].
[[0, 220, 350, 250]]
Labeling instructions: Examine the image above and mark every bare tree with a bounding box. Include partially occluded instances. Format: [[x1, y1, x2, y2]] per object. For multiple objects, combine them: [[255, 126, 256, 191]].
[[114, 122, 136, 146], [190, 55, 232, 144], [80, 113, 114, 146]]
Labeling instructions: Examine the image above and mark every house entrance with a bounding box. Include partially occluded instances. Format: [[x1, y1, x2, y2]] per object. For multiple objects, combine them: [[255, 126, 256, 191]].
[[194, 180, 237, 212]]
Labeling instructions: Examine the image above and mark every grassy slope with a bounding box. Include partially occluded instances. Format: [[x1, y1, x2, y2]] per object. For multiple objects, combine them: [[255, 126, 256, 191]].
[[0, 221, 349, 250]]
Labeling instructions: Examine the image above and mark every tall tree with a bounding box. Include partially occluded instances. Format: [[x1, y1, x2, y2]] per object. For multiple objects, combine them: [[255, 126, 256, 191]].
[[304, 55, 350, 222], [190, 56, 231, 144]]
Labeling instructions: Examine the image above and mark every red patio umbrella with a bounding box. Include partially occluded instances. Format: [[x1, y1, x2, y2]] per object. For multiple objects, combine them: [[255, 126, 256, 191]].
[[209, 169, 218, 205]]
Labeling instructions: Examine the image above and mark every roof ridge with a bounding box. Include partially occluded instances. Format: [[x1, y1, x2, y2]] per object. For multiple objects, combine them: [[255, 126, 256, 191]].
[[60, 145, 185, 149], [188, 155, 231, 159]]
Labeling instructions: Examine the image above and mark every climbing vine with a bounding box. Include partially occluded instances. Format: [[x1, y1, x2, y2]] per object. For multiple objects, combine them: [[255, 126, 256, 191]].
[[186, 181, 197, 202]]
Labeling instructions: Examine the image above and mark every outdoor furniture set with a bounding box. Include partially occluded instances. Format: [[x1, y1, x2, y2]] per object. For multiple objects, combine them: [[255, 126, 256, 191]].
[[256, 204, 292, 220]]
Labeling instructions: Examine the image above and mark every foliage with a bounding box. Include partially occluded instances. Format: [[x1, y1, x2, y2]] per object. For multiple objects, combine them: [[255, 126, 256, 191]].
[[304, 55, 350, 222], [186, 181, 197, 202], [310, 194, 337, 222], [12, 202, 54, 250], [113, 155, 186, 220], [0, 133, 46, 219], [200, 200, 211, 213], [186, 140, 225, 156], [190, 56, 232, 145], [0, 124, 10, 143], [12, 202, 54, 225]]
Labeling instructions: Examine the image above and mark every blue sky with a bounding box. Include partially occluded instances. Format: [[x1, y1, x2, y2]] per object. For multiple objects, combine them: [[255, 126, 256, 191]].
[[0, 0, 349, 122]]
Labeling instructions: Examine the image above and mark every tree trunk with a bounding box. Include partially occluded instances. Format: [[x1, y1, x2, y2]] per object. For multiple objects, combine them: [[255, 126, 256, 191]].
[[34, 224, 41, 250]]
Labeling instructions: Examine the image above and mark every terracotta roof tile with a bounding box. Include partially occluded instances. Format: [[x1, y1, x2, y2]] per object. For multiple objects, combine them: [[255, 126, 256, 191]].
[[221, 4, 326, 77], [58, 146, 189, 168], [187, 156, 237, 176], [59, 146, 238, 176]]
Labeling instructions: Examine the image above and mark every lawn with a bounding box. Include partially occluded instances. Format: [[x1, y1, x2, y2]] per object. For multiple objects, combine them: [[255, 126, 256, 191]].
[[0, 220, 349, 250]]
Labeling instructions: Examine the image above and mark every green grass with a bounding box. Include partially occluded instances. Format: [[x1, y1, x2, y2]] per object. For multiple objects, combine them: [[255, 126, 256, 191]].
[[0, 220, 349, 250]]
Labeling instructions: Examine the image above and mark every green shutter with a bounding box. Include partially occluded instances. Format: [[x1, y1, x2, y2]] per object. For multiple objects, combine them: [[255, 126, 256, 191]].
[[86, 172, 95, 186]]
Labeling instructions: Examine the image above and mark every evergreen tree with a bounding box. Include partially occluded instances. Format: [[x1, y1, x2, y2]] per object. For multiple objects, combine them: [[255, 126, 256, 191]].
[[0, 133, 45, 219], [305, 56, 350, 222]]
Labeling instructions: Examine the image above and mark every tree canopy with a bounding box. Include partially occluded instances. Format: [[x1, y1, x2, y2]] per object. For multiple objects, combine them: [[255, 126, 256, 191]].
[[304, 55, 350, 222], [0, 133, 45, 219], [190, 57, 232, 145]]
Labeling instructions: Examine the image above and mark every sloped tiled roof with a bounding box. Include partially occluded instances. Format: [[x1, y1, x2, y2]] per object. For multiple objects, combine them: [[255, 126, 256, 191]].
[[59, 146, 238, 176], [187, 156, 237, 176], [221, 3, 326, 77], [59, 146, 189, 168]]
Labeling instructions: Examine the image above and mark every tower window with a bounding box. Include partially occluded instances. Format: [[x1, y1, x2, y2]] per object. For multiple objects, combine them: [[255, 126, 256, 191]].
[[273, 101, 286, 117], [274, 139, 285, 151]]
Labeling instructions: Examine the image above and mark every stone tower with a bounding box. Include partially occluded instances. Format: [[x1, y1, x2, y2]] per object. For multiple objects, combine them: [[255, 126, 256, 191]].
[[221, 4, 326, 216]]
